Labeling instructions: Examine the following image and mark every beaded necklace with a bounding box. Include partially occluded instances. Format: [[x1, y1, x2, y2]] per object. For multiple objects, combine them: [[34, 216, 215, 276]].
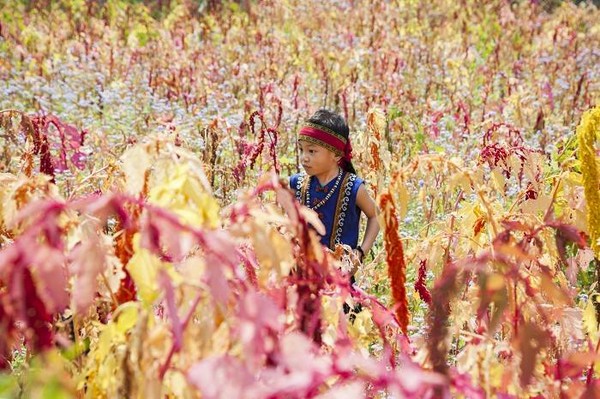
[[305, 169, 344, 210]]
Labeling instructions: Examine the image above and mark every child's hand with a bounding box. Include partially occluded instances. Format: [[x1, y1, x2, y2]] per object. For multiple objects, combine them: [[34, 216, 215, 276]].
[[332, 244, 357, 275], [349, 249, 362, 275], [352, 248, 364, 263]]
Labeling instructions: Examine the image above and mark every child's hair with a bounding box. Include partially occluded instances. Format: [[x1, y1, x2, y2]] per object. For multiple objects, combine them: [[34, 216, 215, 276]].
[[306, 109, 357, 174]]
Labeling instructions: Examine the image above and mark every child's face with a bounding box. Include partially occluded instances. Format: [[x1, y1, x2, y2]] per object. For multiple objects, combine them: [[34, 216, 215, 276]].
[[298, 140, 340, 176]]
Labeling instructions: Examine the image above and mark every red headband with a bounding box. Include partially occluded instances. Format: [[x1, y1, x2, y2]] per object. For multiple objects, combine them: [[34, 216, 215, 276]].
[[299, 122, 353, 168]]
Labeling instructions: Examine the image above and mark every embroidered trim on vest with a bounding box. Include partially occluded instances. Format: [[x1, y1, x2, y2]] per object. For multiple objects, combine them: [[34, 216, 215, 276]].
[[329, 173, 356, 249], [295, 173, 307, 203]]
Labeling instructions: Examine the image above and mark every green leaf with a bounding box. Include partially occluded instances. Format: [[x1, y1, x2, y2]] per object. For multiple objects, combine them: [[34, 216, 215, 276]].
[[41, 378, 70, 399], [0, 374, 18, 396]]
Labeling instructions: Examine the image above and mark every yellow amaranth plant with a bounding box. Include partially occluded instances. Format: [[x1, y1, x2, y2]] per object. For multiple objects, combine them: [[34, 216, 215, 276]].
[[577, 105, 600, 258]]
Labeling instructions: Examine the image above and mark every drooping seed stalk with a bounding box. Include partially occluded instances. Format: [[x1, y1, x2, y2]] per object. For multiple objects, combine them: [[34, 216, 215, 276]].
[[577, 105, 600, 318]]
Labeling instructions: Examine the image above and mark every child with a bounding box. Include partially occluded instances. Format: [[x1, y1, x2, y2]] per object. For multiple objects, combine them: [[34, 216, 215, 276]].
[[289, 109, 379, 276]]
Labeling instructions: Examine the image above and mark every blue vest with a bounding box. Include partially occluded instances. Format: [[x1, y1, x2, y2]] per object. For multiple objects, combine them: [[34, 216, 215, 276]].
[[290, 171, 363, 250]]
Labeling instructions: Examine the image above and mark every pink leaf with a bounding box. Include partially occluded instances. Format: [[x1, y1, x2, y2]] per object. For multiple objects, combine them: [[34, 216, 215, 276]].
[[449, 369, 485, 398], [238, 290, 282, 331], [204, 253, 230, 305], [279, 332, 331, 375], [236, 291, 282, 359], [143, 212, 196, 262], [200, 229, 239, 267], [77, 193, 132, 230], [314, 382, 365, 399], [69, 235, 107, 313], [158, 270, 183, 351], [12, 199, 66, 238], [565, 249, 595, 286], [139, 213, 165, 259], [188, 356, 256, 399], [29, 245, 69, 312]]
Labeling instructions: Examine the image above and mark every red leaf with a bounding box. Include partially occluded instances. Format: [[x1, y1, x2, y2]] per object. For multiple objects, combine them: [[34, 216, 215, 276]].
[[500, 219, 532, 232], [12, 267, 54, 352], [32, 115, 87, 173], [24, 269, 53, 350], [473, 217, 486, 236], [0, 292, 16, 370], [547, 222, 587, 268], [518, 322, 549, 387], [114, 269, 137, 305], [547, 222, 587, 248], [414, 260, 432, 305], [379, 193, 409, 335]]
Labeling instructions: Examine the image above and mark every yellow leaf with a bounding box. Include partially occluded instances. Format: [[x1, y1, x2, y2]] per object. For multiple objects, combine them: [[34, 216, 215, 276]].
[[126, 234, 163, 307], [347, 309, 374, 341], [95, 323, 116, 362], [252, 224, 293, 282], [486, 273, 505, 291], [519, 194, 552, 216], [178, 255, 206, 282], [120, 144, 151, 195], [166, 371, 188, 398], [473, 203, 485, 218], [583, 297, 598, 340], [394, 178, 410, 219], [114, 302, 139, 334], [321, 296, 342, 347], [148, 162, 220, 228], [577, 104, 600, 258], [491, 168, 506, 194], [449, 171, 472, 194], [488, 361, 505, 390]]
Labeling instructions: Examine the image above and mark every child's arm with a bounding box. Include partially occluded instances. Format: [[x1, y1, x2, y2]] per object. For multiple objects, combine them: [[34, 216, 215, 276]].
[[355, 184, 380, 259]]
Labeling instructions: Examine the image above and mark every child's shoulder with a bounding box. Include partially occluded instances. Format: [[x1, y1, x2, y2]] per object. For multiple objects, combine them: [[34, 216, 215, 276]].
[[346, 172, 364, 187], [341, 173, 364, 198]]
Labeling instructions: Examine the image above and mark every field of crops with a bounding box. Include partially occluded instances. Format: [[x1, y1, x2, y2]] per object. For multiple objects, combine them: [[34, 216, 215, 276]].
[[1, 0, 600, 397]]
